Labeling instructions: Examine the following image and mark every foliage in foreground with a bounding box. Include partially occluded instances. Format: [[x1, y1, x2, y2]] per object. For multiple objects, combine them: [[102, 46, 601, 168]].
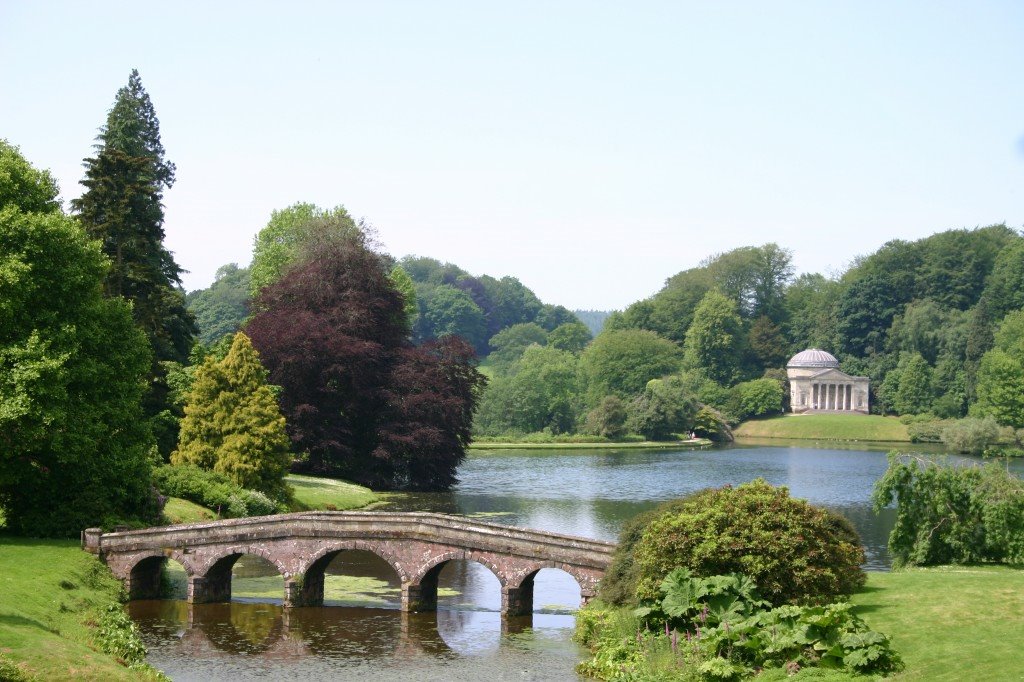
[[628, 481, 866, 607], [872, 453, 1024, 566], [152, 464, 283, 519], [576, 580, 902, 681]]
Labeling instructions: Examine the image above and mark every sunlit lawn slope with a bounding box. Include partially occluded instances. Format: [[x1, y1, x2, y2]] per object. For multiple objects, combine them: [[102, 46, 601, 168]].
[[852, 566, 1024, 680], [735, 413, 911, 442], [161, 496, 215, 524], [286, 474, 379, 511], [0, 537, 158, 681]]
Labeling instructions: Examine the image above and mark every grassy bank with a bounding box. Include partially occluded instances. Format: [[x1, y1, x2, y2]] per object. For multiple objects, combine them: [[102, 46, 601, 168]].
[[0, 537, 161, 681], [286, 474, 379, 511], [577, 565, 1023, 680], [471, 439, 711, 450], [734, 413, 911, 442], [851, 565, 1024, 680]]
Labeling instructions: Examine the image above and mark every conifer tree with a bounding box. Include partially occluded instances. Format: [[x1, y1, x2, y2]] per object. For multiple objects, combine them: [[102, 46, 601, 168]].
[[172, 333, 291, 499], [72, 69, 196, 453], [73, 69, 194, 363]]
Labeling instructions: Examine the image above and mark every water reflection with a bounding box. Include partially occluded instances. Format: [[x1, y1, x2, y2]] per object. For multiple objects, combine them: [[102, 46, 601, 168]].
[[131, 445, 1023, 680], [130, 600, 580, 680]]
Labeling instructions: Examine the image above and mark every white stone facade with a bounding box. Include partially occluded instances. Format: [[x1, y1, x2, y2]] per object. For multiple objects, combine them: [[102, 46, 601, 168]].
[[786, 349, 869, 414]]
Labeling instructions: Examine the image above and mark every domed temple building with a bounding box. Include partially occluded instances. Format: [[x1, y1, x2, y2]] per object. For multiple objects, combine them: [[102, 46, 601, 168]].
[[786, 349, 869, 413]]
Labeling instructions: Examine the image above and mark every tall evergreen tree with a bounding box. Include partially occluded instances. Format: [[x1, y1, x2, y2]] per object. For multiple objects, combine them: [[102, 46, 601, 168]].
[[71, 70, 195, 454], [73, 69, 193, 364], [172, 332, 291, 499]]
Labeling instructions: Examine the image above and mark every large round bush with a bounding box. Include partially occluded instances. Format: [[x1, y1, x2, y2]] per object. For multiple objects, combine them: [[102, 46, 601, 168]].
[[630, 479, 866, 606]]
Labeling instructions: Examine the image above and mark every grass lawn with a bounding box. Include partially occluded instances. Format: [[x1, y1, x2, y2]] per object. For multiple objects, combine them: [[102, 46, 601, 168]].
[[0, 537, 159, 680], [161, 496, 215, 524], [734, 413, 911, 442], [852, 566, 1024, 680], [286, 474, 379, 511]]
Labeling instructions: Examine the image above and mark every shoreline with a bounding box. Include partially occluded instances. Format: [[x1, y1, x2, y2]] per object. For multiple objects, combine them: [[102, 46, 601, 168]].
[[469, 439, 713, 450]]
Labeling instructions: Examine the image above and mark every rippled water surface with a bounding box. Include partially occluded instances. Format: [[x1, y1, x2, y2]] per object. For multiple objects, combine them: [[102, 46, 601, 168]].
[[135, 443, 1021, 680]]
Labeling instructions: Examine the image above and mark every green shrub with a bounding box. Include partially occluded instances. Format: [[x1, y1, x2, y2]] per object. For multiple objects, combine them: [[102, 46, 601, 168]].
[[692, 406, 733, 442], [699, 601, 902, 676], [96, 603, 149, 669], [730, 378, 784, 420], [0, 653, 32, 682], [634, 568, 769, 632], [873, 453, 1024, 565], [152, 464, 287, 519], [584, 396, 628, 439], [631, 480, 866, 606], [941, 416, 1001, 454], [575, 593, 902, 681], [906, 418, 949, 443]]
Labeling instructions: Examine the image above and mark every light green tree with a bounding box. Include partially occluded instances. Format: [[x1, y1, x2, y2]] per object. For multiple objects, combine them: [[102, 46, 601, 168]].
[[731, 377, 784, 419], [487, 322, 548, 370], [974, 349, 1024, 427], [388, 264, 418, 333], [892, 350, 933, 413], [626, 377, 698, 441], [682, 290, 744, 385], [581, 329, 682, 404], [547, 321, 592, 354], [475, 345, 581, 435], [249, 202, 361, 295], [172, 332, 292, 500], [1, 142, 158, 535]]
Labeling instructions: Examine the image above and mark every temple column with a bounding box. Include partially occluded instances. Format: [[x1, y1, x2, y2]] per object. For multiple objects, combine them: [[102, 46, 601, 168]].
[[847, 385, 853, 410], [811, 384, 817, 410]]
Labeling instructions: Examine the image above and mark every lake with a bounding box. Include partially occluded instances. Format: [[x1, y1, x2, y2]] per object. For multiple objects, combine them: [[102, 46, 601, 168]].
[[129, 442, 1017, 680]]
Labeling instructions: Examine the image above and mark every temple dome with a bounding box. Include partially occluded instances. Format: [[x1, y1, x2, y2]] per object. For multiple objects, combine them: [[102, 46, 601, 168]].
[[787, 348, 840, 369]]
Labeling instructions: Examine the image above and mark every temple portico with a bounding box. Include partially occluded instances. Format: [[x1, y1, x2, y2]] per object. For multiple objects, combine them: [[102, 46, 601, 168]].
[[786, 349, 869, 414]]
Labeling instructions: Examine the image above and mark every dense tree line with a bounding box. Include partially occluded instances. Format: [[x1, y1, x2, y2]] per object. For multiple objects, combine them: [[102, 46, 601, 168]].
[[0, 73, 490, 535], [477, 228, 1024, 440]]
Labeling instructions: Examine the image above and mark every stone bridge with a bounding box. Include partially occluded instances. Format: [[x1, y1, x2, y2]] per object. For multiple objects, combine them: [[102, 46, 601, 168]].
[[82, 511, 616, 616]]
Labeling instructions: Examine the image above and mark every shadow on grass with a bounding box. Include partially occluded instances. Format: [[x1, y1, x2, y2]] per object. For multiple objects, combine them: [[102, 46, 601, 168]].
[[0, 613, 50, 631]]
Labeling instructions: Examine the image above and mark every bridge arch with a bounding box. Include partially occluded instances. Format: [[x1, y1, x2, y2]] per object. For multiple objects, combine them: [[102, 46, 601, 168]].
[[193, 544, 291, 580], [299, 541, 410, 584], [123, 551, 195, 600], [191, 545, 290, 604], [411, 551, 506, 588], [405, 551, 507, 613], [505, 562, 590, 615], [292, 541, 409, 607]]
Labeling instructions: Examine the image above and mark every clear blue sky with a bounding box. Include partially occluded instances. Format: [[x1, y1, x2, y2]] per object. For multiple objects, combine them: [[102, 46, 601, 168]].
[[2, 1, 1022, 310]]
